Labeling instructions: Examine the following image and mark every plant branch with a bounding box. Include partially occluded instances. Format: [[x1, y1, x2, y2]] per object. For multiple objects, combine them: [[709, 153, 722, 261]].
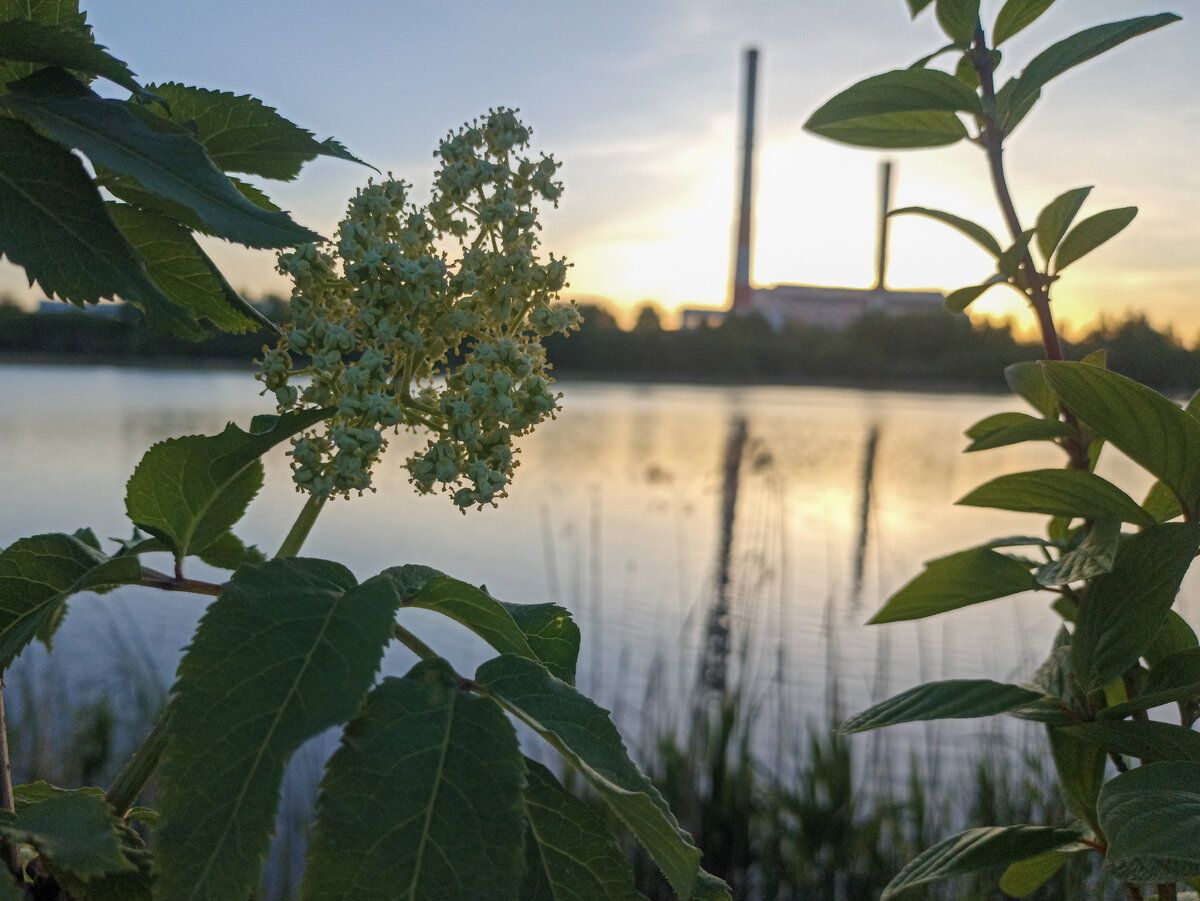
[[275, 493, 327, 559], [392, 622, 438, 660], [0, 678, 22, 881], [137, 568, 224, 596], [107, 709, 170, 815]]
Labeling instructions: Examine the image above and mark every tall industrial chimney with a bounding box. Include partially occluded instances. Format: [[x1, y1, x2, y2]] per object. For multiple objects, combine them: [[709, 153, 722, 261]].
[[873, 159, 894, 291], [729, 47, 758, 311]]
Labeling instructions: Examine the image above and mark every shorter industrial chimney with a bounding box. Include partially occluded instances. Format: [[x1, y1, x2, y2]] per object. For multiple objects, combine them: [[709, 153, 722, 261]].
[[729, 47, 758, 311]]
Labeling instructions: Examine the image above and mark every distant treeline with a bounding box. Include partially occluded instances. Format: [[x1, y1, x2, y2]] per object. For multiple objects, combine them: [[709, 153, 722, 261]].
[[2, 297, 1197, 393]]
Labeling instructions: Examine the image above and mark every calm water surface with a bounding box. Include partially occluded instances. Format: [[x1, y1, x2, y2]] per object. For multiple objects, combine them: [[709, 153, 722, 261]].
[[2, 363, 1192, 761]]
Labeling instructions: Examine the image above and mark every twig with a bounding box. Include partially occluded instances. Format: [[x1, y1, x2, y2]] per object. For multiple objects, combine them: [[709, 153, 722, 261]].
[[0, 678, 23, 881]]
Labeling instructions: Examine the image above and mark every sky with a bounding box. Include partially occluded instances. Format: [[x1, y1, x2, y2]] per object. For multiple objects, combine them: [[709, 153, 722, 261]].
[[3, 0, 1197, 337]]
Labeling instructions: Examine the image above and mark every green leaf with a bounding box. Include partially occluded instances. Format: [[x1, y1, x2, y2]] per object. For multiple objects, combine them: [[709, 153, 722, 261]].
[[0, 532, 140, 668], [1006, 14, 1181, 116], [944, 276, 1005, 313], [869, 547, 1039, 624], [889, 206, 1002, 256], [195, 530, 265, 571], [804, 69, 981, 148], [387, 565, 581, 684], [1053, 206, 1137, 272], [957, 469, 1153, 526], [1099, 761, 1200, 883], [0, 117, 202, 336], [909, 42, 960, 70], [841, 679, 1044, 733], [0, 1, 87, 85], [520, 758, 646, 901], [996, 228, 1035, 281], [905, 0, 935, 17], [1070, 523, 1200, 693], [936, 0, 980, 45], [994, 77, 1041, 135], [880, 826, 1083, 899], [476, 654, 709, 901], [124, 408, 329, 565], [1143, 481, 1183, 522], [0, 784, 135, 880], [1070, 720, 1200, 764], [1147, 647, 1200, 694], [964, 413, 1073, 452], [157, 558, 403, 901], [1, 67, 322, 248], [301, 659, 526, 901], [1035, 186, 1091, 263], [1042, 362, 1200, 519], [993, 0, 1056, 45], [999, 850, 1069, 898], [143, 83, 371, 181], [106, 203, 271, 333], [0, 18, 150, 99], [1035, 517, 1121, 587], [1046, 723, 1106, 830], [1005, 362, 1059, 418]]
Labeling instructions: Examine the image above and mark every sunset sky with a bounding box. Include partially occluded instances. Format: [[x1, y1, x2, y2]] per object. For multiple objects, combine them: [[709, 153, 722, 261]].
[[3, 1, 1197, 338]]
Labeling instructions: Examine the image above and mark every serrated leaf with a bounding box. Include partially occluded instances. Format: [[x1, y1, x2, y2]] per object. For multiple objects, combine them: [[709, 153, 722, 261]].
[[2, 67, 321, 248], [387, 566, 581, 684], [890, 206, 1002, 256], [0, 1, 87, 85], [1053, 206, 1137, 272], [301, 660, 526, 901], [1070, 720, 1200, 764], [936, 0, 980, 45], [124, 408, 329, 565], [842, 679, 1044, 733], [958, 469, 1153, 526], [0, 18, 148, 98], [520, 758, 646, 901], [1046, 723, 1106, 830], [1005, 361, 1059, 417], [143, 83, 370, 181], [476, 654, 709, 901], [999, 850, 1069, 897], [1042, 362, 1200, 519], [106, 202, 270, 333], [0, 784, 135, 880], [156, 558, 403, 901], [880, 826, 1082, 899], [869, 547, 1039, 624], [1099, 761, 1200, 883], [993, 0, 1056, 46], [805, 69, 981, 148], [1070, 524, 1200, 692], [0, 117, 203, 336], [195, 530, 265, 571], [1006, 14, 1181, 116], [1036, 517, 1121, 587], [1035, 186, 1091, 263], [0, 532, 140, 667], [965, 414, 1073, 452]]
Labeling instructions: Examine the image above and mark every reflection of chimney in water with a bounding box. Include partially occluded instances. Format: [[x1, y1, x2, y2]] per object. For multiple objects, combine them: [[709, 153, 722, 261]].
[[729, 47, 758, 311], [874, 160, 894, 291]]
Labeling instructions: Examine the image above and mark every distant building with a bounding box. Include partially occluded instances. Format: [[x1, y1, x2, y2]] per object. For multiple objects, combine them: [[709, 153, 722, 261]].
[[36, 300, 125, 317]]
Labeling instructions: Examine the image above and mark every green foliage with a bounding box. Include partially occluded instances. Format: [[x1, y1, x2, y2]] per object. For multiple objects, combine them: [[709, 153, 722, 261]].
[[809, 2, 1193, 898]]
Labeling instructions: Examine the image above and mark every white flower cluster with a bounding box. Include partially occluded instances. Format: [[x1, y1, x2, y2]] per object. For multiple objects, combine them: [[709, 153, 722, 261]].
[[259, 109, 580, 509]]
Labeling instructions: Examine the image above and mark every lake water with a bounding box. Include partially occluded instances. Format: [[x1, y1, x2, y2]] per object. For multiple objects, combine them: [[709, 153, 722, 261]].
[[2, 363, 1193, 775]]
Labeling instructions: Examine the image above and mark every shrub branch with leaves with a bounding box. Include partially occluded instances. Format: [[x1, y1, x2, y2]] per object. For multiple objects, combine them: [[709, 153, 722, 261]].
[[0, 5, 728, 900], [805, 2, 1196, 899]]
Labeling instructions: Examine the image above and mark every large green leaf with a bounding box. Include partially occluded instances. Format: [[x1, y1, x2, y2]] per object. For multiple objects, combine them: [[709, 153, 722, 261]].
[[0, 18, 148, 98], [842, 679, 1044, 733], [805, 69, 980, 148], [1034, 186, 1091, 263], [107, 203, 270, 333], [880, 826, 1083, 899], [993, 0, 1056, 45], [476, 654, 722, 901], [1004, 362, 1059, 418], [301, 660, 526, 901], [143, 82, 369, 180], [1070, 523, 1200, 693], [1053, 207, 1137, 272], [1046, 723, 1106, 831], [998, 850, 1070, 898], [890, 206, 1001, 256], [1099, 761, 1200, 883], [520, 758, 646, 901], [124, 408, 330, 565], [1069, 720, 1200, 764], [935, 0, 980, 45], [156, 558, 403, 901], [0, 532, 139, 668], [0, 0, 87, 84], [1042, 362, 1200, 519], [2, 67, 321, 248], [868, 547, 1039, 624], [0, 784, 134, 880], [388, 566, 580, 684], [957, 469, 1153, 526], [1005, 14, 1181, 115], [1035, 517, 1120, 587], [0, 116, 202, 336]]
